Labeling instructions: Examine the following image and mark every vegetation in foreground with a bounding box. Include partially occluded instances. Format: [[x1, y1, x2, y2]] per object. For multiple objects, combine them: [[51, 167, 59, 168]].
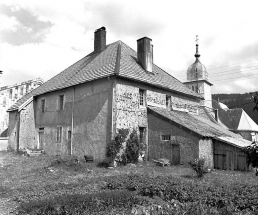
[[1, 151, 258, 214]]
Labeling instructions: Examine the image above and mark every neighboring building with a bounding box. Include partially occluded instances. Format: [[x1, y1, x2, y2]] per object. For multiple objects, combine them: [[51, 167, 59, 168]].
[[7, 27, 251, 170], [211, 101, 258, 142], [0, 78, 43, 136]]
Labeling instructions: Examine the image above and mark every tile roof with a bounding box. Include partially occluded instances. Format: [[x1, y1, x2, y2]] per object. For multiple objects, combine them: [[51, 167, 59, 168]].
[[8, 41, 202, 112], [148, 106, 251, 148]]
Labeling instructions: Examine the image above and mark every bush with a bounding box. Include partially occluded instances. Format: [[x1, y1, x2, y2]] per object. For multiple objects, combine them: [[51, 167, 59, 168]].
[[106, 128, 129, 161], [189, 158, 206, 177], [245, 142, 258, 168]]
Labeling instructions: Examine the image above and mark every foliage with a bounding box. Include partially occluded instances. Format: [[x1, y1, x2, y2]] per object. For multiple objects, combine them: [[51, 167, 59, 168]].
[[245, 142, 258, 168], [18, 190, 149, 214], [106, 128, 129, 160], [189, 158, 206, 177], [104, 174, 258, 213], [124, 129, 141, 164]]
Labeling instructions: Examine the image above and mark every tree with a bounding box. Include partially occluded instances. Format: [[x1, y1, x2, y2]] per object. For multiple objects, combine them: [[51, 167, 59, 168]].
[[253, 92, 258, 112], [245, 142, 258, 175]]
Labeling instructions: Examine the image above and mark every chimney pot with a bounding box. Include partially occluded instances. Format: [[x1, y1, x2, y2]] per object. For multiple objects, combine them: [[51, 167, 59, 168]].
[[94, 27, 106, 53], [137, 37, 153, 72]]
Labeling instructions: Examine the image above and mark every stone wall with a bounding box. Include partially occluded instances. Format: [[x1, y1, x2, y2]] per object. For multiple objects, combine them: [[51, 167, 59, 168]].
[[199, 138, 214, 168], [170, 93, 199, 114], [19, 102, 37, 149], [7, 111, 18, 150], [148, 112, 200, 165]]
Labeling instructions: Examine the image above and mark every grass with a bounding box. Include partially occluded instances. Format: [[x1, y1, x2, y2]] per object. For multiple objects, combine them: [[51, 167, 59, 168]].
[[0, 151, 257, 214]]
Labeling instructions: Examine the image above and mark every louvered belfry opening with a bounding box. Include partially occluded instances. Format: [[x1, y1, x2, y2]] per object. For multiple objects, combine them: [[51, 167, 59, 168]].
[[137, 37, 153, 73], [94, 27, 106, 53]]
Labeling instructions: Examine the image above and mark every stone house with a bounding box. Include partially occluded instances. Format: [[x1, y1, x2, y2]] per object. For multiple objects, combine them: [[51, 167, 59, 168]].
[[7, 27, 251, 169], [0, 78, 43, 137]]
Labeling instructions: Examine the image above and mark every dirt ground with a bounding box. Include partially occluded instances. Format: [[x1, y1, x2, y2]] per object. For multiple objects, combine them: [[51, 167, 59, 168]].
[[0, 151, 257, 214]]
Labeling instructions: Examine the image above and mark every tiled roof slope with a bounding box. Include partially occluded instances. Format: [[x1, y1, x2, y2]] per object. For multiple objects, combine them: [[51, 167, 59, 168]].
[[8, 41, 201, 112], [148, 107, 250, 148], [148, 106, 240, 138]]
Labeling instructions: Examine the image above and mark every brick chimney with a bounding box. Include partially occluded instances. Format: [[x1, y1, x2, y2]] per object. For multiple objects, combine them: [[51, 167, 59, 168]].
[[94, 27, 106, 53], [137, 37, 153, 72]]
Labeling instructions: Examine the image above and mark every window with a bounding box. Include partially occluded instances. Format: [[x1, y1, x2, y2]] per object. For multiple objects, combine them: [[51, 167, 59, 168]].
[[26, 84, 30, 93], [14, 94, 17, 99], [9, 89, 12, 99], [20, 86, 23, 95], [139, 89, 145, 106], [166, 95, 171, 110], [59, 95, 64, 110], [192, 86, 194, 91], [57, 127, 62, 142], [195, 86, 198, 93], [139, 127, 145, 143], [3, 97, 6, 107], [161, 134, 171, 141], [41, 99, 46, 112]]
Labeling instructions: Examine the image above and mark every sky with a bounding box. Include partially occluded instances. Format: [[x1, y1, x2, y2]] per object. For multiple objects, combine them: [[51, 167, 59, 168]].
[[1, 0, 258, 95]]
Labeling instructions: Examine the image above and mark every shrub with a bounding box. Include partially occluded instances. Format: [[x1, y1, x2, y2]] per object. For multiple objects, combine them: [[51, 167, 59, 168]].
[[245, 142, 258, 168], [106, 128, 129, 161], [189, 158, 206, 177]]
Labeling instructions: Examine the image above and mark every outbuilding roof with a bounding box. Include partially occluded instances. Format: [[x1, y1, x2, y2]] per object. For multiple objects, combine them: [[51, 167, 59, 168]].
[[148, 106, 251, 148], [7, 41, 202, 112]]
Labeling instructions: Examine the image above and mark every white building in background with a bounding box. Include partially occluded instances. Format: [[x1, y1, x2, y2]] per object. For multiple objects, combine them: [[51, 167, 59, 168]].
[[0, 78, 43, 136]]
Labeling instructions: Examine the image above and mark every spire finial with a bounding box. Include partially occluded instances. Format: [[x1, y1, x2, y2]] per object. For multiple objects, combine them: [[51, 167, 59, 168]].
[[195, 35, 200, 59]]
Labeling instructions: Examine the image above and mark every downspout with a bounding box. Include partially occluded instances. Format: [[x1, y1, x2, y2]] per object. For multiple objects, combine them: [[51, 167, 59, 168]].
[[71, 87, 75, 155], [16, 111, 20, 151]]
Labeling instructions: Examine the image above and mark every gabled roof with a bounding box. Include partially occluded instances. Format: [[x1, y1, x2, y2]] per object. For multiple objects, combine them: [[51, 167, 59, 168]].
[[8, 41, 202, 112], [148, 106, 251, 148]]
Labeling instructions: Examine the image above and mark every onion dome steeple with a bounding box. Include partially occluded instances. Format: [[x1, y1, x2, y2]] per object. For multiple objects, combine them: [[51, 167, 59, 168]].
[[187, 36, 208, 81]]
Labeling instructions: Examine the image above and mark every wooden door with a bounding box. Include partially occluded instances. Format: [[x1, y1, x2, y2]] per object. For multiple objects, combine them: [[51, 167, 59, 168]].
[[172, 144, 180, 165]]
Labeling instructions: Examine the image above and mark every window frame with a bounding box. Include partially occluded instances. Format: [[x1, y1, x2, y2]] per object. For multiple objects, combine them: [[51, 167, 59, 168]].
[[139, 89, 146, 107], [56, 126, 62, 143], [41, 99, 46, 113], [161, 134, 171, 141], [58, 95, 65, 110]]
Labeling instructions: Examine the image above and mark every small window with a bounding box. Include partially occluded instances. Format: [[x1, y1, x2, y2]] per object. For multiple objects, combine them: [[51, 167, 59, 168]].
[[59, 95, 64, 110], [14, 94, 17, 99], [192, 86, 194, 91], [166, 95, 171, 110], [195, 86, 198, 93], [39, 127, 44, 131], [57, 127, 62, 142], [3, 97, 6, 107], [26, 84, 30, 93], [139, 89, 145, 106], [9, 89, 12, 99], [20, 86, 23, 95], [161, 135, 171, 141], [41, 99, 46, 113], [139, 127, 145, 143]]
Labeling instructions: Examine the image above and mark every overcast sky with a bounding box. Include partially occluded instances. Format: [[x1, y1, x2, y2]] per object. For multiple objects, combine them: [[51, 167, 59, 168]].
[[1, 0, 258, 95]]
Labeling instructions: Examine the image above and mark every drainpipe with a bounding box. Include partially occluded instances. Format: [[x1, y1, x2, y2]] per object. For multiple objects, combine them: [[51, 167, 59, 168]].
[[71, 87, 75, 155], [16, 111, 20, 151]]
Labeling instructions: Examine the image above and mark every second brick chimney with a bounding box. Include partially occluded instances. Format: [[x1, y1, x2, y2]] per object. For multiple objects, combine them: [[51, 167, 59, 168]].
[[94, 27, 106, 53], [137, 37, 153, 73]]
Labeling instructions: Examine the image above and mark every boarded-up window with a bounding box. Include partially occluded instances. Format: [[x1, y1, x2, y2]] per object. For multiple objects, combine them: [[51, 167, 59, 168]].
[[41, 99, 46, 113], [57, 127, 62, 142], [59, 95, 64, 110]]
